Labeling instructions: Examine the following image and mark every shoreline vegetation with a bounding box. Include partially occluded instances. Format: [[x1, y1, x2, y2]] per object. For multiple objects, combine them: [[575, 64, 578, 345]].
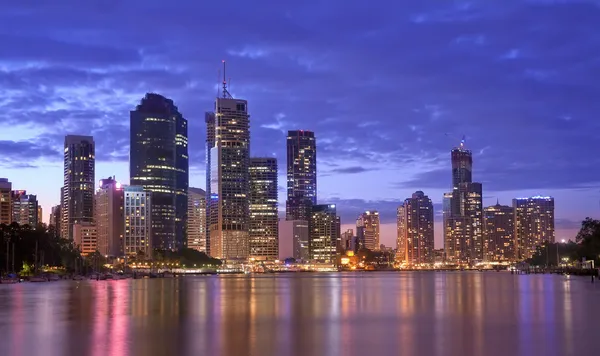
[[2, 217, 600, 280]]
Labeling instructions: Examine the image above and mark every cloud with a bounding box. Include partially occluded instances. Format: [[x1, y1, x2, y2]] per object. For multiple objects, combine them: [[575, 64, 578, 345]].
[[328, 166, 372, 174]]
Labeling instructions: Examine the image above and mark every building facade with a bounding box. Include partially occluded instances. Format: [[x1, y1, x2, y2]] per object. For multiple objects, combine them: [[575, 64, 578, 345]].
[[484, 202, 515, 261], [130, 93, 188, 251], [73, 222, 97, 256], [397, 191, 435, 265], [249, 158, 279, 260], [279, 220, 309, 261], [207, 95, 250, 260], [95, 177, 124, 257], [11, 191, 38, 227], [49, 204, 61, 237], [356, 211, 380, 251], [62, 135, 95, 240], [187, 187, 207, 253], [286, 130, 317, 221], [513, 196, 555, 260], [310, 204, 340, 263], [0, 179, 11, 225], [123, 186, 152, 257]]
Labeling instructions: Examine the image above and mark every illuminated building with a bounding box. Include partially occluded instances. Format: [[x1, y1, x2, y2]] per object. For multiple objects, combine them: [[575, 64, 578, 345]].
[[124, 186, 152, 257], [279, 220, 309, 260], [513, 196, 555, 260], [37, 206, 42, 227], [310, 204, 340, 263], [49, 205, 61, 237], [0, 178, 12, 225], [205, 112, 216, 255], [356, 211, 380, 250], [484, 201, 515, 261], [73, 222, 97, 256], [207, 77, 250, 260], [397, 191, 435, 264], [95, 177, 124, 257], [443, 139, 484, 264], [62, 135, 95, 240], [396, 205, 407, 263], [187, 187, 206, 253], [286, 130, 317, 221], [249, 158, 279, 260], [442, 192, 453, 261], [130, 93, 188, 250], [11, 190, 38, 226]]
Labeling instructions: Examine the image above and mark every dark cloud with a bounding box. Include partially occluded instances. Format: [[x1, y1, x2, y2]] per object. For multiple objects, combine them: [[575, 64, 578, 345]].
[[0, 140, 61, 168], [327, 166, 372, 175]]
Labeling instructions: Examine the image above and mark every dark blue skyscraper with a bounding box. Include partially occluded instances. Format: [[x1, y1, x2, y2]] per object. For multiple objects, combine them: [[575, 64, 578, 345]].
[[286, 130, 317, 221], [130, 93, 188, 251]]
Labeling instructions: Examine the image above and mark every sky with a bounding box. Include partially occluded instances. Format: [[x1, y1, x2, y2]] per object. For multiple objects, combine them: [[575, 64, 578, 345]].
[[1, 0, 599, 248]]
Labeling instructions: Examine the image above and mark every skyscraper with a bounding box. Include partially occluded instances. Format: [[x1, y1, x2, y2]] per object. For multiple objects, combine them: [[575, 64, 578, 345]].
[[484, 201, 515, 261], [442, 192, 453, 261], [310, 204, 340, 263], [356, 211, 380, 250], [249, 158, 279, 260], [95, 177, 124, 257], [205, 112, 216, 255], [513, 196, 555, 260], [397, 191, 435, 265], [444, 139, 484, 264], [49, 204, 61, 237], [62, 135, 95, 240], [11, 191, 38, 227], [0, 178, 12, 225], [123, 186, 152, 257], [187, 187, 207, 253], [207, 79, 251, 260], [37, 206, 43, 227], [130, 93, 188, 250], [286, 130, 317, 221], [396, 205, 407, 264]]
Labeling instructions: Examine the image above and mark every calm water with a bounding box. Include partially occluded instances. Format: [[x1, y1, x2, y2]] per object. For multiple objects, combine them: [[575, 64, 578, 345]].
[[1, 272, 599, 356]]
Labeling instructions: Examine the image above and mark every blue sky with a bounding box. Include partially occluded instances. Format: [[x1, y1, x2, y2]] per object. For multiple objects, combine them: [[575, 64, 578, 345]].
[[1, 0, 599, 247]]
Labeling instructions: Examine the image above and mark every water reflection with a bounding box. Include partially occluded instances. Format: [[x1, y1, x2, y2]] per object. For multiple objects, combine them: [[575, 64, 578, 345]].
[[1, 272, 599, 356]]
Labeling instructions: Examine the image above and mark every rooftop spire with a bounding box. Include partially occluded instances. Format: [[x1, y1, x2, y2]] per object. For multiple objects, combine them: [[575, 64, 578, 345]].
[[221, 60, 233, 99], [460, 135, 466, 148]]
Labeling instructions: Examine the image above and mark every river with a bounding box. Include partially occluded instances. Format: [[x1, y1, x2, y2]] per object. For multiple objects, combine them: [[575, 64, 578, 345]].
[[1, 272, 599, 356]]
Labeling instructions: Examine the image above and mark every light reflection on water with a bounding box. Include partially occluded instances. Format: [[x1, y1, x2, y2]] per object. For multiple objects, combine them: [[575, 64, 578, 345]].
[[1, 272, 599, 356]]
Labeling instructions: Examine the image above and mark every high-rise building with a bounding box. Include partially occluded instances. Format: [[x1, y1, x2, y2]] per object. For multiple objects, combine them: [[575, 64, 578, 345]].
[[513, 196, 555, 260], [397, 191, 435, 265], [310, 204, 340, 263], [444, 139, 484, 264], [37, 206, 43, 227], [442, 192, 453, 261], [279, 220, 309, 261], [340, 229, 354, 252], [356, 211, 380, 250], [11, 191, 38, 227], [95, 177, 124, 257], [73, 222, 97, 256], [130, 93, 188, 251], [484, 201, 515, 261], [187, 187, 207, 253], [249, 158, 279, 260], [207, 84, 250, 260], [0, 179, 11, 225], [205, 112, 216, 255], [123, 186, 152, 257], [62, 135, 95, 240], [396, 205, 407, 264], [49, 204, 61, 237], [286, 130, 317, 221]]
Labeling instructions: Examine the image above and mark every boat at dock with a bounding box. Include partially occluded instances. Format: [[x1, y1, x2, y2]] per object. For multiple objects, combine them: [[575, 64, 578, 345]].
[[29, 276, 48, 282]]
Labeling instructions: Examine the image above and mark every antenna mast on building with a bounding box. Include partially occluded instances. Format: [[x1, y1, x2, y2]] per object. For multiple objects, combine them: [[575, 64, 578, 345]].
[[221, 60, 233, 99]]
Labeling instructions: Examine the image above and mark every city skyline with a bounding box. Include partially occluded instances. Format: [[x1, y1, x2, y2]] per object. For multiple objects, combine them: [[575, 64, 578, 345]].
[[1, 1, 598, 248]]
